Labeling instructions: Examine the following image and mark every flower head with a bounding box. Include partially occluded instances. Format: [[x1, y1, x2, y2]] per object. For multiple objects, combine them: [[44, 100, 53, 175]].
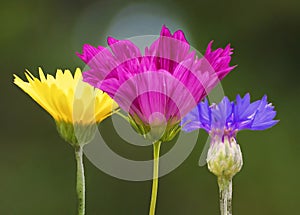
[[77, 25, 235, 141], [181, 93, 278, 179], [14, 68, 117, 146], [182, 93, 278, 135]]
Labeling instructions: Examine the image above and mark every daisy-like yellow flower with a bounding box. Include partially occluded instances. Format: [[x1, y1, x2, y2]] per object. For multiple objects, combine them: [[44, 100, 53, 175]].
[[14, 67, 118, 215], [14, 67, 118, 146]]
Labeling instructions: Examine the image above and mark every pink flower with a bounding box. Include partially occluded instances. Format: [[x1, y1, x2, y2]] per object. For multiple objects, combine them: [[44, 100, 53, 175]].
[[77, 25, 235, 141]]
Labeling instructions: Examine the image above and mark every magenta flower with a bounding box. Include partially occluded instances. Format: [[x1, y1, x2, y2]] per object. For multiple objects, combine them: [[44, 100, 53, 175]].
[[77, 25, 235, 141], [77, 25, 236, 215]]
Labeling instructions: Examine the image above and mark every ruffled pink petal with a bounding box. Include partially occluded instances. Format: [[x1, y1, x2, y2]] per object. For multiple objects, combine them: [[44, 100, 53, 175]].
[[76, 44, 105, 64], [78, 26, 236, 126]]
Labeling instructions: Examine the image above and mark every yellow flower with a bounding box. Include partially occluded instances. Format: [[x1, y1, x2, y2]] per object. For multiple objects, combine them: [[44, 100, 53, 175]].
[[14, 67, 118, 146]]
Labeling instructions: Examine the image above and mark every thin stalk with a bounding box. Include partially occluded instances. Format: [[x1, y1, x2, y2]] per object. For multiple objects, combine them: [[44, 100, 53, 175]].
[[115, 110, 129, 122], [75, 146, 85, 215], [149, 141, 162, 215], [218, 177, 232, 215]]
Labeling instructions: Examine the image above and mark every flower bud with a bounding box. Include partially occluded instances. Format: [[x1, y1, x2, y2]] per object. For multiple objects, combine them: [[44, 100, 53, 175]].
[[207, 136, 243, 180]]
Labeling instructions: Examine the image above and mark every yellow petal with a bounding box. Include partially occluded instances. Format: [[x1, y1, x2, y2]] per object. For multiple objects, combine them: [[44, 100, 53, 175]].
[[14, 67, 118, 125]]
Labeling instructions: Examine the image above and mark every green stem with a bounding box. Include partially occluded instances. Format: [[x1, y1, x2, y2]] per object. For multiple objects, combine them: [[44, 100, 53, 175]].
[[115, 110, 129, 122], [149, 141, 162, 215], [75, 146, 85, 215], [218, 177, 232, 215]]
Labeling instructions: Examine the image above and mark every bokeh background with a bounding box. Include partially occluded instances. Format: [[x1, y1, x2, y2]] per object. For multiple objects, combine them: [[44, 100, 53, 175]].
[[1, 0, 299, 214]]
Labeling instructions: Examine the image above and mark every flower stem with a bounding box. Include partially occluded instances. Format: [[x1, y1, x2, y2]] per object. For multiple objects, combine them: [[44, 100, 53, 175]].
[[75, 146, 85, 215], [149, 141, 162, 215], [218, 177, 232, 215]]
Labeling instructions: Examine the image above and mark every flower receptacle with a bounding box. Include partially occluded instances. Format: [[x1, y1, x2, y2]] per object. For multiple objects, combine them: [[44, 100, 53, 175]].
[[128, 114, 181, 143], [207, 136, 243, 185], [56, 121, 97, 147]]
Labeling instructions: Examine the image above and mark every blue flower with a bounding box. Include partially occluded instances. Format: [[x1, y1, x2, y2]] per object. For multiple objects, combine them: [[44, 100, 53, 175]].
[[181, 93, 278, 139], [181, 94, 278, 181]]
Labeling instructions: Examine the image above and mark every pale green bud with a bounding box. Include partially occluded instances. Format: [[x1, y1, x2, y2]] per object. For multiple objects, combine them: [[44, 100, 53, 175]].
[[207, 136, 243, 181]]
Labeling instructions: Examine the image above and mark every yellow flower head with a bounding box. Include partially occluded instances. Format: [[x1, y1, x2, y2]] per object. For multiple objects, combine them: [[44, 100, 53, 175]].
[[14, 68, 118, 146]]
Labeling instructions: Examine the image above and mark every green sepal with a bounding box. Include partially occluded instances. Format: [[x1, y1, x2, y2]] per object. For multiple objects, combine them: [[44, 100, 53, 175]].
[[55, 121, 97, 148], [128, 114, 181, 142]]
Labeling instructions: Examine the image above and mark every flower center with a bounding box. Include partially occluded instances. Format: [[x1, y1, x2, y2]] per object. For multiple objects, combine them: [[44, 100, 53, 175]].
[[210, 127, 238, 143]]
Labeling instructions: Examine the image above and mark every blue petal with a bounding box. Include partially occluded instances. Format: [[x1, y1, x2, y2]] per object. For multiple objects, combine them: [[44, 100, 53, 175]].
[[181, 93, 278, 134], [250, 120, 279, 130], [211, 96, 232, 129], [198, 98, 211, 130], [181, 98, 211, 132], [233, 93, 261, 129], [250, 96, 279, 130]]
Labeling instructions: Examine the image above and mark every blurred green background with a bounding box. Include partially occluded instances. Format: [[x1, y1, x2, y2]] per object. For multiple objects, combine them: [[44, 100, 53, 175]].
[[1, 0, 299, 214]]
